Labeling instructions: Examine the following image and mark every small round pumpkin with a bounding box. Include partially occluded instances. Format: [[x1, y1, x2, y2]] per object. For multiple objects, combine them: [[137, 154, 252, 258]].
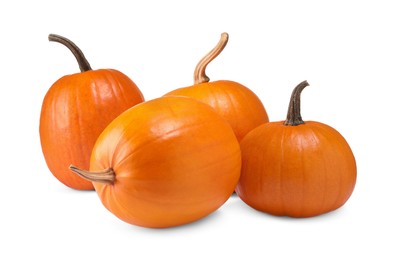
[[69, 96, 241, 228], [236, 81, 357, 217], [40, 34, 144, 190], [164, 33, 269, 141]]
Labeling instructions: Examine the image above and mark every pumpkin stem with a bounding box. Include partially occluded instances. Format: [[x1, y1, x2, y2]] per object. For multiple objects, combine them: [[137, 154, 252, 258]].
[[193, 32, 229, 84], [69, 165, 115, 185], [48, 34, 92, 72], [284, 80, 310, 126]]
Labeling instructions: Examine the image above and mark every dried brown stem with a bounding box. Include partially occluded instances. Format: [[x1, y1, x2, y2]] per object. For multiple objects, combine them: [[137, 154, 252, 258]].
[[284, 80, 310, 126], [49, 34, 92, 72]]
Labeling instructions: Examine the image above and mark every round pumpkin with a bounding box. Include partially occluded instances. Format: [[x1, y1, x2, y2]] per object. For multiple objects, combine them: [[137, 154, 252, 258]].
[[69, 96, 241, 228], [40, 34, 144, 190], [164, 33, 268, 142], [236, 81, 357, 217]]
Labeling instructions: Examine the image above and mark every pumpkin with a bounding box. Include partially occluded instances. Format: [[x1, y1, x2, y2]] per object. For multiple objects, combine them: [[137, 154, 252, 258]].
[[164, 32, 268, 142], [69, 96, 241, 228], [236, 81, 357, 217], [40, 34, 144, 190]]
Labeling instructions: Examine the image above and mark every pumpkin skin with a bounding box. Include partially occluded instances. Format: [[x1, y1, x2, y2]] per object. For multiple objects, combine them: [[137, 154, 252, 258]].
[[236, 81, 356, 217], [40, 34, 144, 190], [70, 96, 241, 228], [164, 33, 268, 142], [165, 80, 268, 142]]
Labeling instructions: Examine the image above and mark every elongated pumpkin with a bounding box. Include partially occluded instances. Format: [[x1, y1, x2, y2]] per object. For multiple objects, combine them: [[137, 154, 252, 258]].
[[70, 96, 241, 228], [236, 81, 357, 217], [164, 33, 268, 141], [40, 34, 144, 190]]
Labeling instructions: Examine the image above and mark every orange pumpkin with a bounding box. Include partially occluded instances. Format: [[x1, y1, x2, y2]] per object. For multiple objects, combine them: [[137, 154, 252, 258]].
[[236, 81, 357, 217], [69, 96, 241, 228], [164, 33, 268, 141], [40, 34, 144, 190]]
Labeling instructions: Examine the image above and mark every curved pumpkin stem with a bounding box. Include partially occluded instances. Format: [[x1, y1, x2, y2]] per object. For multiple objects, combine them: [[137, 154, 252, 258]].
[[193, 32, 229, 84], [284, 80, 310, 126], [49, 34, 92, 72], [69, 165, 115, 185]]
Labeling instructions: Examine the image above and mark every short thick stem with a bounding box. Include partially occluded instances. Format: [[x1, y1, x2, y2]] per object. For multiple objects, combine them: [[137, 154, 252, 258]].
[[49, 34, 92, 72], [193, 32, 229, 84], [284, 80, 310, 126], [69, 165, 115, 185]]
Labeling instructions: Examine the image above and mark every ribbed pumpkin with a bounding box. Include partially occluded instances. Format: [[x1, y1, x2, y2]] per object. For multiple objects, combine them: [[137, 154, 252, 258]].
[[164, 33, 268, 141], [70, 96, 241, 228], [236, 81, 357, 217], [40, 34, 144, 190]]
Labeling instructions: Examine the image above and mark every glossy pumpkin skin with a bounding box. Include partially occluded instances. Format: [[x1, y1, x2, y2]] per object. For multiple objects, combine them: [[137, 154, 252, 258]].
[[87, 96, 241, 228], [165, 80, 269, 142], [40, 69, 144, 190], [40, 34, 144, 190], [236, 81, 356, 217], [164, 33, 268, 142]]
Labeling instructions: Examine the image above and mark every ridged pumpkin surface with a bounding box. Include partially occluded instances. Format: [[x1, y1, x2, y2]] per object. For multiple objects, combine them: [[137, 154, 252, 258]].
[[165, 33, 268, 141], [165, 80, 268, 141], [40, 69, 144, 190], [40, 34, 144, 190], [237, 120, 357, 217], [236, 81, 357, 217]]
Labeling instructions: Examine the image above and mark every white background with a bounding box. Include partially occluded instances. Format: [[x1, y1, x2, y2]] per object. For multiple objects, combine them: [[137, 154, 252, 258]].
[[1, 0, 392, 259]]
